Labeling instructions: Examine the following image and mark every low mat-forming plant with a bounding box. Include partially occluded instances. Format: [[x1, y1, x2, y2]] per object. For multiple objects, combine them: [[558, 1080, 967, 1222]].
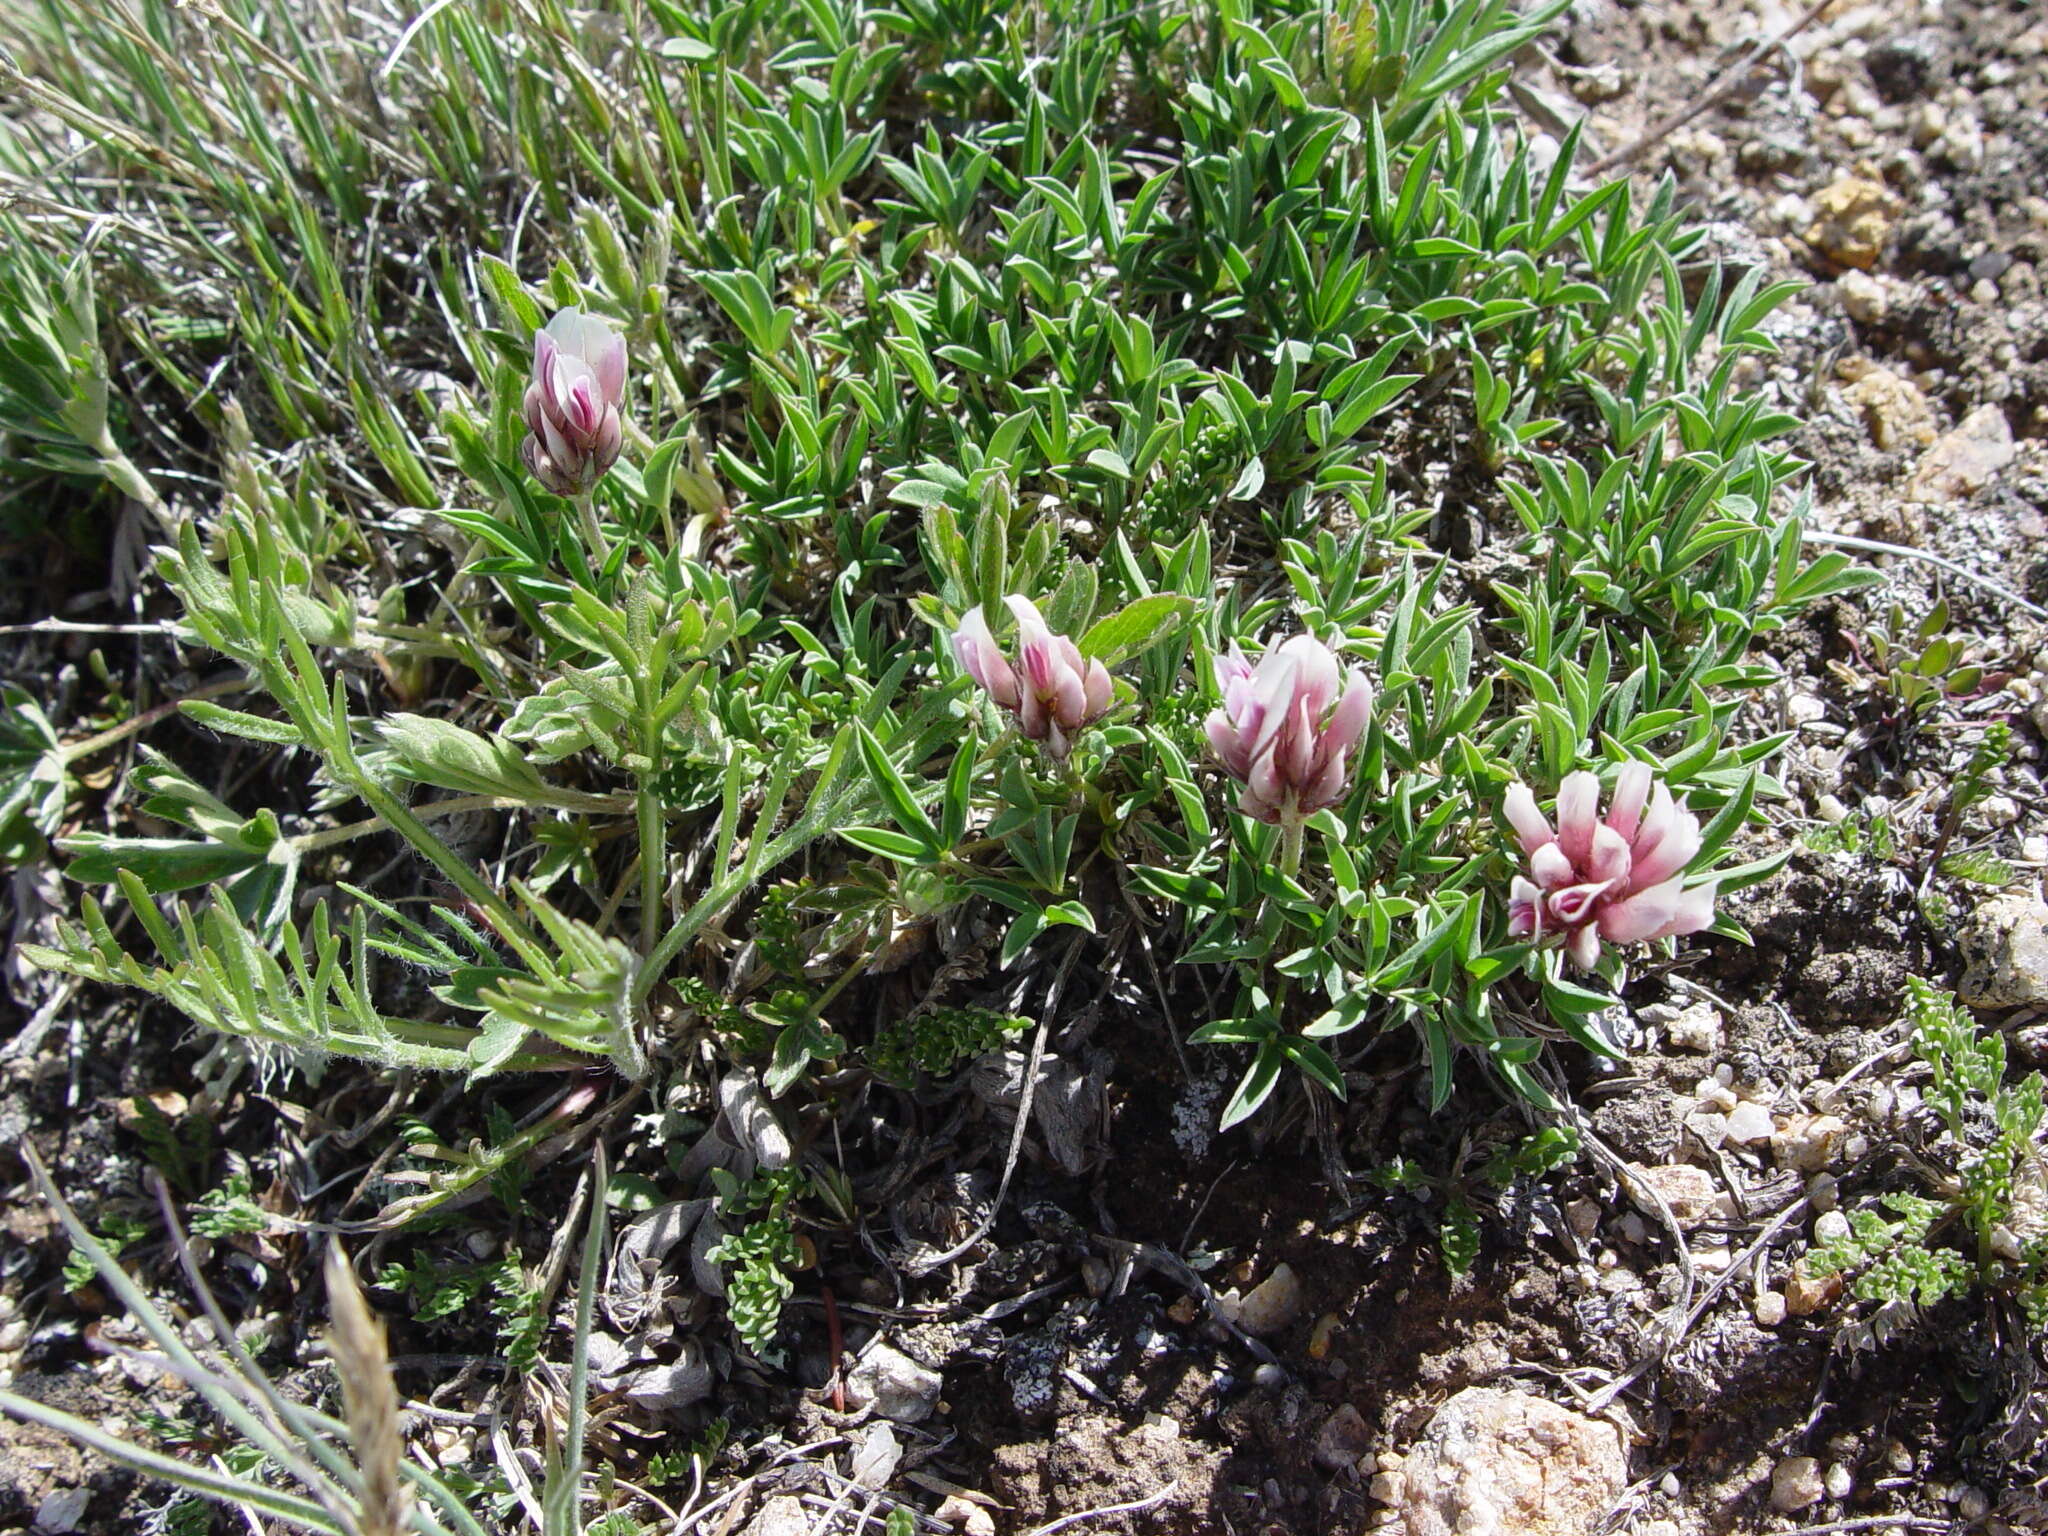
[[1807, 980, 2048, 1333], [0, 0, 1883, 1521]]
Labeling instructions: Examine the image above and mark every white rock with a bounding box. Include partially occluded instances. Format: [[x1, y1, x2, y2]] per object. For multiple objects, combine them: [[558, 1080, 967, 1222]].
[[1787, 693, 1828, 726], [1814, 1210, 1853, 1245], [1664, 1001, 1724, 1054], [1772, 1114, 1849, 1174], [1826, 1463, 1854, 1500], [1756, 1291, 1788, 1326], [746, 1497, 815, 1536], [1396, 1388, 1627, 1536], [1958, 893, 2048, 1008], [1981, 795, 2021, 827], [1724, 1102, 1776, 1145], [847, 1341, 941, 1424], [1838, 269, 1888, 324], [1808, 1173, 1840, 1212], [850, 1423, 902, 1489], [1772, 1456, 1826, 1512], [1369, 1471, 1407, 1505], [935, 1496, 996, 1536], [1236, 1263, 1307, 1336], [1625, 1164, 1726, 1229]]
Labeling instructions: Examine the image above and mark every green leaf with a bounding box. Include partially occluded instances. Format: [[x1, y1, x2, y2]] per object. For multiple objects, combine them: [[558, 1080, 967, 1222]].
[[1219, 1040, 1284, 1129], [377, 714, 550, 801], [854, 722, 942, 853], [1077, 595, 1195, 666]]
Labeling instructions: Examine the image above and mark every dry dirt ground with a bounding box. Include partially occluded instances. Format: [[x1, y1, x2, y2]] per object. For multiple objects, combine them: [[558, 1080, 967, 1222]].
[[5, 0, 2048, 1533]]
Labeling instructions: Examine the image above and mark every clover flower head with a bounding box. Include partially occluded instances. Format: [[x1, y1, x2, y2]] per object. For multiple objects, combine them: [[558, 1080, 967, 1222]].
[[1504, 762, 1718, 971], [521, 307, 627, 495], [1204, 633, 1373, 826], [951, 596, 1113, 758]]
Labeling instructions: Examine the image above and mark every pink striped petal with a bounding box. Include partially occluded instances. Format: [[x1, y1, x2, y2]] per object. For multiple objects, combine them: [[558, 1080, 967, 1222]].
[[1595, 879, 1683, 945], [1555, 772, 1600, 867], [1606, 760, 1652, 841], [1504, 781, 1554, 854]]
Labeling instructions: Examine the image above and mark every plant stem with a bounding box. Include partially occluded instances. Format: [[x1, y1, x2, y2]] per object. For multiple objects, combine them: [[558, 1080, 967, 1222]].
[[574, 491, 610, 568], [637, 778, 664, 956], [1280, 817, 1305, 879], [289, 789, 631, 855]]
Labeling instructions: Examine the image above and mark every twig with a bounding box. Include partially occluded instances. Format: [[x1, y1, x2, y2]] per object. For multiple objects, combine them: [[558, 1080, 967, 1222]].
[[1018, 1480, 1181, 1536], [1587, 0, 1835, 177], [1802, 529, 2048, 621], [1764, 1519, 1948, 1536]]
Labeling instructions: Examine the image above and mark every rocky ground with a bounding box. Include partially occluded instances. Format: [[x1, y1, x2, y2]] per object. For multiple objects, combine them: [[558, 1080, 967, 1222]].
[[5, 0, 2048, 1533]]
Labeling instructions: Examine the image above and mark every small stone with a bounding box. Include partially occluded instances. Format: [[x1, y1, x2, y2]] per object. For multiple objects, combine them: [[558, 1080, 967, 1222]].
[[1841, 362, 1938, 450], [1236, 1263, 1307, 1337], [850, 1423, 902, 1490], [846, 1341, 942, 1424], [1664, 1001, 1724, 1054], [1315, 1404, 1375, 1471], [1396, 1388, 1627, 1536], [1957, 893, 2048, 1008], [1825, 1463, 1854, 1501], [1566, 1199, 1602, 1244], [1689, 1245, 1734, 1274], [746, 1497, 814, 1536], [1369, 1471, 1406, 1505], [1771, 1456, 1826, 1513], [1772, 1114, 1848, 1174], [1755, 1291, 1788, 1326], [1907, 404, 2017, 504], [1958, 1487, 1991, 1520], [1695, 1077, 1738, 1113], [1786, 1265, 1843, 1316], [1837, 269, 1887, 325], [1808, 1173, 1840, 1213], [935, 1496, 997, 1536], [1980, 795, 2021, 828], [1815, 793, 1849, 823], [1971, 251, 2015, 285], [1786, 693, 1828, 727], [1804, 176, 1900, 269], [1724, 1102, 1776, 1146], [1626, 1164, 1725, 1230], [1814, 1210, 1853, 1245]]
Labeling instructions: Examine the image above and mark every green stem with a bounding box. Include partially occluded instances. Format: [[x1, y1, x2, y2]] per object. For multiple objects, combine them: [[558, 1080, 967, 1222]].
[[289, 789, 631, 855], [1280, 817, 1305, 880], [637, 777, 664, 956], [574, 491, 610, 569]]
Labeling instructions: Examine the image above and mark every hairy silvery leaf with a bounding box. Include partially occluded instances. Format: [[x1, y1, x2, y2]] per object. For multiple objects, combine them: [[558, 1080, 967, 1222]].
[[376, 713, 550, 800]]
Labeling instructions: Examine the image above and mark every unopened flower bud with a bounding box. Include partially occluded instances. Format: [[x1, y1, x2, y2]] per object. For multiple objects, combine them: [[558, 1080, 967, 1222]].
[[951, 596, 1113, 758], [521, 307, 626, 495]]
